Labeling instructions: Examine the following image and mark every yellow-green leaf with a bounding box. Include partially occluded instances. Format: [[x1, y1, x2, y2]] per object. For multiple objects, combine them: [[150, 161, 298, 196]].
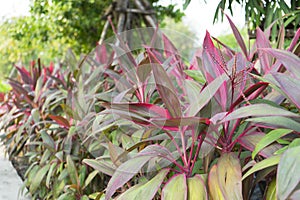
[[266, 178, 277, 200], [242, 155, 281, 180], [117, 168, 169, 200], [208, 165, 224, 200], [217, 153, 243, 200], [187, 175, 208, 200], [30, 164, 50, 193], [162, 173, 187, 200], [252, 129, 293, 159], [67, 155, 79, 187]]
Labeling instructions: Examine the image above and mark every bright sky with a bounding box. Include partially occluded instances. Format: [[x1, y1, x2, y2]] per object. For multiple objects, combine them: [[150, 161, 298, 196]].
[[0, 0, 30, 20], [183, 0, 245, 39], [0, 0, 245, 41]]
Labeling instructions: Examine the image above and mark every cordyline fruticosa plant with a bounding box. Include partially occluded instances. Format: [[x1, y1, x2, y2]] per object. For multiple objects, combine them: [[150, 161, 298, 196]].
[[0, 15, 299, 200], [0, 57, 112, 199], [78, 16, 300, 200]]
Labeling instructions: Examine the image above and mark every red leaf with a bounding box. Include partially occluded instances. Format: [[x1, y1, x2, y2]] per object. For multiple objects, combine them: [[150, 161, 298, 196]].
[[102, 102, 172, 119], [288, 28, 300, 52], [15, 66, 33, 85], [48, 62, 54, 74], [95, 44, 108, 64], [226, 14, 248, 59], [202, 31, 225, 79], [230, 82, 269, 110], [49, 115, 70, 128], [147, 49, 182, 118], [0, 93, 5, 102]]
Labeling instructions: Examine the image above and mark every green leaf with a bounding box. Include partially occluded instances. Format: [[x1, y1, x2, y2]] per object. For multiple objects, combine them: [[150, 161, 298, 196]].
[[221, 104, 299, 123], [105, 144, 173, 200], [41, 131, 55, 151], [83, 159, 115, 176], [246, 116, 300, 132], [30, 164, 50, 193], [84, 170, 99, 189], [239, 132, 281, 158], [67, 155, 79, 187], [252, 129, 293, 159], [188, 73, 228, 116], [184, 70, 206, 84], [187, 175, 208, 200], [31, 108, 40, 123], [81, 195, 90, 200], [183, 0, 191, 9], [105, 155, 153, 200], [117, 168, 169, 200], [162, 173, 187, 200], [289, 138, 300, 148], [46, 162, 57, 188], [277, 146, 300, 200], [242, 155, 280, 180], [57, 193, 76, 200], [137, 56, 152, 83], [148, 50, 182, 118], [266, 178, 277, 200]]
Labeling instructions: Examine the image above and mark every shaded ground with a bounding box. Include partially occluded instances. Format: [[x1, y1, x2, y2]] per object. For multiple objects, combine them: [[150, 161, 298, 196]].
[[0, 144, 30, 200]]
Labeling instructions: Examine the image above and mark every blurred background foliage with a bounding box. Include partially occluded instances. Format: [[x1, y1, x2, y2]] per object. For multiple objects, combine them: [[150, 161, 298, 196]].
[[0, 0, 185, 79], [0, 0, 299, 81]]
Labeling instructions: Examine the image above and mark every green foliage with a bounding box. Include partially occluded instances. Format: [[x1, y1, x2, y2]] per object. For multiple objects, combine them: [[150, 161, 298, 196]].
[[0, 0, 184, 78]]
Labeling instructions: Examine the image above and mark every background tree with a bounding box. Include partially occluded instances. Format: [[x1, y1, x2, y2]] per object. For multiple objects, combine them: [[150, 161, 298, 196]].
[[0, 0, 184, 78]]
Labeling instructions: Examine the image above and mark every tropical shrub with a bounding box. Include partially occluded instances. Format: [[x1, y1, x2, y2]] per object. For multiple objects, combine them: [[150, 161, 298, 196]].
[[0, 16, 299, 200]]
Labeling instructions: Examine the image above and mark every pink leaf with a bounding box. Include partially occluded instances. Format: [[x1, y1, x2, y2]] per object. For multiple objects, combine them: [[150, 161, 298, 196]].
[[49, 115, 70, 128], [95, 44, 108, 64], [16, 66, 33, 85], [226, 14, 248, 59], [261, 48, 300, 79], [273, 73, 300, 109], [105, 145, 173, 200], [256, 28, 272, 74], [288, 28, 300, 52], [202, 31, 225, 78]]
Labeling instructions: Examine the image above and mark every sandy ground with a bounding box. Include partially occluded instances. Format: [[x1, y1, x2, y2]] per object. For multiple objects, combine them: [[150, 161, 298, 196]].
[[0, 144, 30, 200]]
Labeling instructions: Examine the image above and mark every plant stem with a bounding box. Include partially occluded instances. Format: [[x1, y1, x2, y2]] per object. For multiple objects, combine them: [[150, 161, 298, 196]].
[[187, 126, 196, 167], [180, 127, 188, 168], [189, 134, 204, 176], [227, 118, 241, 151]]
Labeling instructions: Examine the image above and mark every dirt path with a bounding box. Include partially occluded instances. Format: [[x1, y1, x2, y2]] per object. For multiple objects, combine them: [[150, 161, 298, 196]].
[[0, 144, 30, 200]]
